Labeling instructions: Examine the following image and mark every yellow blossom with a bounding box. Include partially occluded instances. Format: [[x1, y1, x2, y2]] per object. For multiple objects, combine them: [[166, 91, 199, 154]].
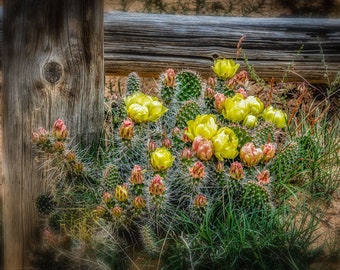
[[222, 94, 250, 122], [246, 96, 264, 115], [212, 59, 240, 80], [185, 114, 218, 140], [262, 106, 287, 128], [212, 127, 239, 160], [150, 147, 174, 171], [125, 92, 168, 123], [242, 115, 258, 128]]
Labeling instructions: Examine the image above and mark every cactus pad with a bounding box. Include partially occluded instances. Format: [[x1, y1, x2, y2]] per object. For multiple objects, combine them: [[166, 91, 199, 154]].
[[103, 164, 122, 191], [35, 193, 56, 216], [176, 71, 202, 101], [241, 181, 271, 210], [175, 101, 201, 129], [126, 72, 141, 96]]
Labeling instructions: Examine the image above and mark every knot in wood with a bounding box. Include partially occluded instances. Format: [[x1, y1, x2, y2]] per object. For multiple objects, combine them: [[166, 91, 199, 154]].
[[43, 61, 63, 84]]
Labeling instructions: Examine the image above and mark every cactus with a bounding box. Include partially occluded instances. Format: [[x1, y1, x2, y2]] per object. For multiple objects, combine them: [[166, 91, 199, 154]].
[[252, 121, 275, 146], [126, 72, 140, 96], [176, 71, 202, 101], [161, 86, 176, 104], [35, 193, 56, 216], [229, 124, 252, 147], [175, 101, 201, 129], [241, 181, 271, 210], [48, 211, 64, 232], [103, 164, 123, 191], [140, 225, 159, 258]]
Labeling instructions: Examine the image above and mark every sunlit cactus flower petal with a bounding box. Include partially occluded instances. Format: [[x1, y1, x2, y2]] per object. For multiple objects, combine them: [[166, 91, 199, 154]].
[[246, 96, 264, 115], [150, 147, 174, 172], [212, 127, 239, 161], [114, 185, 129, 202], [240, 142, 263, 167], [242, 115, 258, 128], [262, 106, 287, 128], [125, 92, 167, 123], [212, 58, 240, 80], [185, 114, 218, 140], [222, 93, 250, 122]]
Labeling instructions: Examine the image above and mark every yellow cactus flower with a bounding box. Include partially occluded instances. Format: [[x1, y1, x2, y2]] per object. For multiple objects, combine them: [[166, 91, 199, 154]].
[[212, 127, 239, 161], [222, 94, 250, 122], [262, 106, 287, 128], [212, 58, 240, 80], [246, 96, 264, 115], [242, 115, 258, 128], [150, 147, 174, 171], [125, 92, 168, 123], [185, 114, 218, 140]]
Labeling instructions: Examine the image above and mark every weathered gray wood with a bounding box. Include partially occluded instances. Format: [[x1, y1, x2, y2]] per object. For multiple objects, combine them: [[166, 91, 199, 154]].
[[0, 10, 339, 82], [2, 1, 104, 268], [103, 12, 340, 83]]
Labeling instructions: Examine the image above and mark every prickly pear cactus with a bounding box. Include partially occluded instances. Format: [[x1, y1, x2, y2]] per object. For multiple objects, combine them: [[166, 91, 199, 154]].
[[241, 181, 271, 210], [103, 164, 123, 191], [176, 71, 202, 101], [126, 72, 141, 96], [252, 122, 275, 146], [175, 101, 202, 129], [140, 225, 159, 258]]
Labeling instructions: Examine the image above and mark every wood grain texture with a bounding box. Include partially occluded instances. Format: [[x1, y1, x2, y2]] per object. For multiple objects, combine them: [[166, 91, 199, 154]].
[[2, 1, 104, 268], [0, 10, 339, 82], [103, 12, 340, 83]]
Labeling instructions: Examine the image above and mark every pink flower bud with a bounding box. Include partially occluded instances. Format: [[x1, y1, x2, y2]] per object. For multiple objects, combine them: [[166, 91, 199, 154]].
[[204, 87, 215, 98], [229, 161, 244, 180], [73, 162, 84, 174], [162, 136, 172, 148], [147, 140, 157, 152], [216, 162, 225, 173], [130, 165, 144, 185], [207, 77, 216, 88], [192, 136, 214, 161], [102, 192, 113, 204], [111, 206, 123, 218], [240, 142, 263, 167], [214, 93, 226, 113], [149, 174, 165, 196], [93, 205, 106, 218], [194, 194, 207, 208], [236, 87, 247, 98], [181, 148, 194, 160], [32, 127, 48, 144], [53, 141, 65, 152], [182, 128, 191, 143], [189, 161, 205, 179], [52, 119, 68, 140], [132, 196, 146, 209], [119, 118, 134, 140], [65, 151, 76, 162], [261, 143, 276, 163], [163, 68, 176, 87], [172, 127, 181, 136], [257, 170, 271, 185]]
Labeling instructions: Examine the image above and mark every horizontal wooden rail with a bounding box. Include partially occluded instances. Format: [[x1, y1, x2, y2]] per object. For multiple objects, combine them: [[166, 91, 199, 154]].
[[1, 9, 340, 82]]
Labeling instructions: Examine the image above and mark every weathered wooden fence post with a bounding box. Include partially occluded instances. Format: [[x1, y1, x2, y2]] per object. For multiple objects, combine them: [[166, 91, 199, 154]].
[[2, 0, 104, 268]]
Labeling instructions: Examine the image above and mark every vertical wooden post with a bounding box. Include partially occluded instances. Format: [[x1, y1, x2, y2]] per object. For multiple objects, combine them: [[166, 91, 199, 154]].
[[2, 0, 104, 268]]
